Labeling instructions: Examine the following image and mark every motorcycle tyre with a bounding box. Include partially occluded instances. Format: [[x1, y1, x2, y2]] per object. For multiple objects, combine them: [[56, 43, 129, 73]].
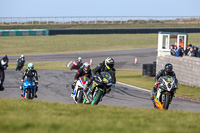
[[163, 93, 170, 110], [77, 90, 84, 103], [91, 90, 103, 105]]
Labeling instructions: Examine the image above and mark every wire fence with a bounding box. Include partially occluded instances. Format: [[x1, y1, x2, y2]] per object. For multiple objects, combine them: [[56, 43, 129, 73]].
[[0, 16, 200, 25]]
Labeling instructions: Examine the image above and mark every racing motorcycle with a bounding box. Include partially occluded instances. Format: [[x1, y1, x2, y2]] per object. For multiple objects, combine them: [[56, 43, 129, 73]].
[[71, 76, 89, 104], [1, 60, 8, 70], [16, 59, 25, 71], [83, 72, 113, 105], [22, 77, 37, 99], [152, 76, 178, 110]]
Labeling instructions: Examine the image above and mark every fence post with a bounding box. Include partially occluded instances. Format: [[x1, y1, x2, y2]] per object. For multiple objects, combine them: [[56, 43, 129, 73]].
[[62, 17, 64, 24], [17, 17, 19, 25], [54, 17, 56, 24], [112, 16, 114, 24], [70, 17, 72, 24], [47, 17, 49, 24], [95, 17, 97, 24], [10, 18, 12, 24], [120, 16, 122, 24], [104, 16, 106, 24], [87, 16, 88, 24], [2, 17, 4, 25], [79, 17, 80, 24]]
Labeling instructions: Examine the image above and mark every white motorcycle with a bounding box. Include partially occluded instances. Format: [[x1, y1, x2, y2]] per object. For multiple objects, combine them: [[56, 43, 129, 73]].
[[71, 76, 89, 104]]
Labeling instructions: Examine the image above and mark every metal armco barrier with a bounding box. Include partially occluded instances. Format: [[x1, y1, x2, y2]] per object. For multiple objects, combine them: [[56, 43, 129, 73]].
[[49, 28, 200, 35], [0, 29, 48, 36]]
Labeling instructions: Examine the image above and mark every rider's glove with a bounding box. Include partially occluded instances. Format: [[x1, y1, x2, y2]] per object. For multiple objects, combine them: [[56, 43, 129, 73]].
[[21, 79, 24, 82], [35, 80, 38, 84]]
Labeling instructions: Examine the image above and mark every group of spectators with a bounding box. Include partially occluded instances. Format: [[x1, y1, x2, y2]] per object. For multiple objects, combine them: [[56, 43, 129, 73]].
[[170, 42, 200, 57]]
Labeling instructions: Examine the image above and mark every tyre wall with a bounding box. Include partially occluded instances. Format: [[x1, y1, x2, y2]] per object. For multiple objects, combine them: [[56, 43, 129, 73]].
[[49, 28, 200, 35], [156, 55, 200, 87]]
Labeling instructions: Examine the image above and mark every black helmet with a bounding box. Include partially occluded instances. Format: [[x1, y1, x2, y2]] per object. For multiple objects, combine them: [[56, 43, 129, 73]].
[[105, 57, 114, 70], [164, 63, 173, 73]]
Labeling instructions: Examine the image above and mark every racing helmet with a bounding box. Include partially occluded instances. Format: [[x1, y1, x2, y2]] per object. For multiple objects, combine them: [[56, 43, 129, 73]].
[[21, 55, 24, 58], [105, 57, 114, 70], [164, 63, 173, 73], [3, 55, 7, 61], [78, 57, 82, 63], [28, 63, 34, 70], [83, 62, 90, 73]]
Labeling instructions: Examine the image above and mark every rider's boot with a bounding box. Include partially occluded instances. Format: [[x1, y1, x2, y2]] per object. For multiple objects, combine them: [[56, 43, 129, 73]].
[[34, 86, 38, 98], [151, 86, 157, 100]]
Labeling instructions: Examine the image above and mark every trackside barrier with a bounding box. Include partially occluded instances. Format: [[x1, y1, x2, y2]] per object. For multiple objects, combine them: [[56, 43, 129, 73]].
[[48, 28, 200, 35], [0, 29, 48, 36]]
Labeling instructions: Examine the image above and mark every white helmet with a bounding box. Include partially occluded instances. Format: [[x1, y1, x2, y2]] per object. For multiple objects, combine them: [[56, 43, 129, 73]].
[[83, 62, 90, 73], [21, 55, 24, 58], [78, 57, 82, 63]]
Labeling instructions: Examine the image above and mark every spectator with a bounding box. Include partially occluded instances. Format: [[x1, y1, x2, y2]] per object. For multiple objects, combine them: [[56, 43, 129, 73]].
[[187, 47, 195, 57], [170, 45, 176, 56], [181, 48, 185, 56], [179, 39, 184, 49], [184, 44, 192, 56], [198, 49, 200, 57], [193, 46, 199, 57], [178, 46, 183, 57], [174, 45, 178, 57]]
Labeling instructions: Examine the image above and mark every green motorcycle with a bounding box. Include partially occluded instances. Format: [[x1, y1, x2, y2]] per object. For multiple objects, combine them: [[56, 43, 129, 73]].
[[83, 72, 113, 105]]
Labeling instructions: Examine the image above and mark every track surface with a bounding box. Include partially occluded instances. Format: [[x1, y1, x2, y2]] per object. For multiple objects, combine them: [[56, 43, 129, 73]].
[[1, 48, 200, 112], [1, 69, 200, 113], [8, 48, 157, 69]]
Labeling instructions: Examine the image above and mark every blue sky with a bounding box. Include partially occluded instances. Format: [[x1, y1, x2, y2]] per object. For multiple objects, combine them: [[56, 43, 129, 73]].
[[0, 0, 199, 17]]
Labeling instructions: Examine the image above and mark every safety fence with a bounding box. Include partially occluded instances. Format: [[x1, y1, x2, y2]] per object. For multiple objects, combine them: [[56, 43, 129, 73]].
[[0, 16, 200, 25], [0, 29, 48, 36], [1, 28, 200, 36]]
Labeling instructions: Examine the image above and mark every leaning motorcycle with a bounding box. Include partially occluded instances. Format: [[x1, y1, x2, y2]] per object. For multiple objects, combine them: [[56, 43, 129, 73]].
[[83, 72, 112, 105], [71, 76, 89, 104], [1, 60, 8, 70], [152, 76, 178, 110], [22, 77, 37, 99], [16, 59, 24, 71]]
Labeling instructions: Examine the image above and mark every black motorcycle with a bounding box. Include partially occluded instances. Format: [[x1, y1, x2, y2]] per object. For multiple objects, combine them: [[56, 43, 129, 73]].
[[16, 59, 25, 71]]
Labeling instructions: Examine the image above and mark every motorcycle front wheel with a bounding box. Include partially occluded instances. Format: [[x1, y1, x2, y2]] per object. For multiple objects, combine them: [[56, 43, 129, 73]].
[[91, 89, 103, 105]]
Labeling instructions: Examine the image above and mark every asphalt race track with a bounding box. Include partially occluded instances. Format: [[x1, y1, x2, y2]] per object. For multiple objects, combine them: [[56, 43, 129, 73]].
[[8, 48, 157, 69], [1, 69, 200, 113], [1, 48, 200, 112]]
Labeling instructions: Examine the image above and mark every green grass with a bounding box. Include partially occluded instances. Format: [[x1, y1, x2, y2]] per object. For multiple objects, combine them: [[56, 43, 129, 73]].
[[116, 69, 200, 99], [8, 62, 69, 70], [0, 34, 157, 55], [0, 23, 200, 29], [1, 33, 200, 56], [0, 98, 199, 133]]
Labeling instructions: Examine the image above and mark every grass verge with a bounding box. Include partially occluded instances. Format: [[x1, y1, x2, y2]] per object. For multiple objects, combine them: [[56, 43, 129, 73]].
[[0, 98, 199, 133], [7, 62, 200, 101], [1, 33, 200, 55]]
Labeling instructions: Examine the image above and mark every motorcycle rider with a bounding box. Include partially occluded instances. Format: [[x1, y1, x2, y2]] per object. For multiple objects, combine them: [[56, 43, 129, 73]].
[[1, 55, 9, 70], [70, 57, 83, 70], [0, 63, 5, 90], [20, 63, 39, 98], [71, 62, 92, 94], [151, 63, 178, 100], [85, 57, 116, 93], [16, 55, 25, 71]]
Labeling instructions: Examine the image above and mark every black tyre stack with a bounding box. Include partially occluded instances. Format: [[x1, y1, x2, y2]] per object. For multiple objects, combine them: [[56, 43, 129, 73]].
[[142, 62, 156, 77]]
